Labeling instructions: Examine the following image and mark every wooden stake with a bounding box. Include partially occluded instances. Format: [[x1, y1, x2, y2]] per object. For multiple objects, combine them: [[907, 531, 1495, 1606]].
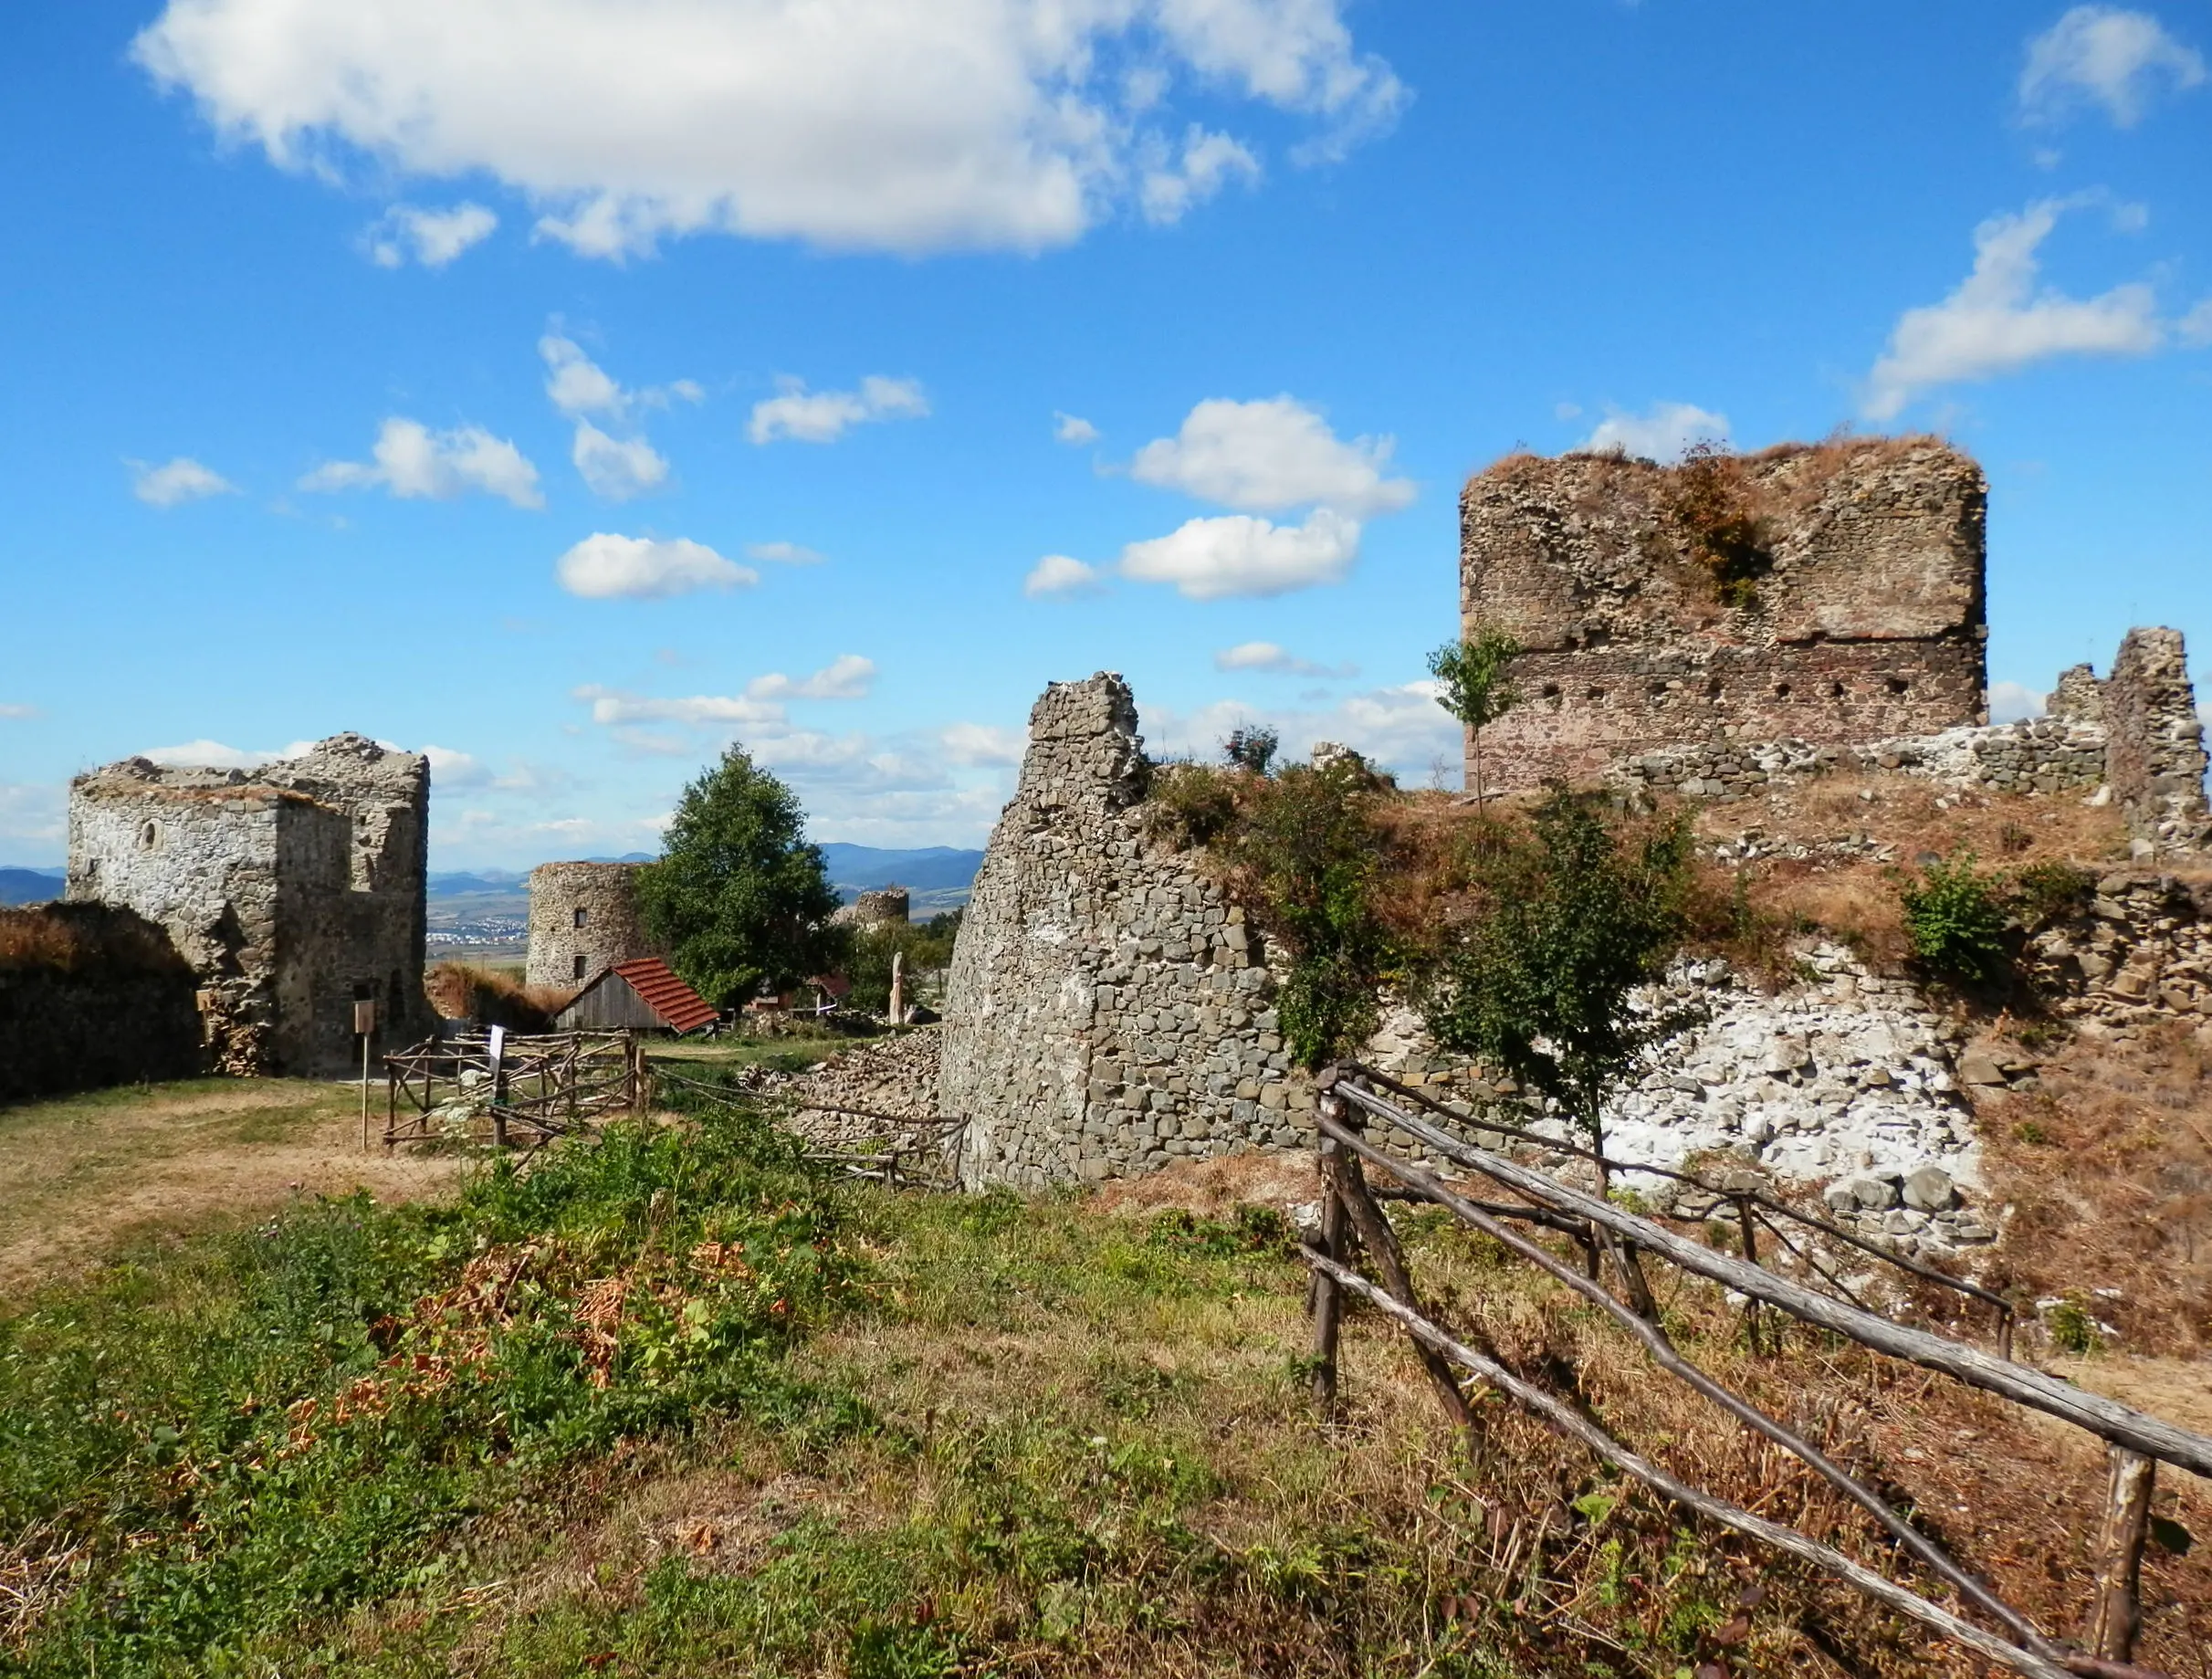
[[2088, 1447, 2155, 1663], [1308, 1104, 1347, 1412]]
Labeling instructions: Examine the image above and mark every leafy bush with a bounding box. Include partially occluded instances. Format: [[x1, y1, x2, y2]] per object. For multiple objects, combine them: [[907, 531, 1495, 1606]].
[[2012, 859, 2096, 929], [1221, 726, 1280, 776], [0, 1103, 858, 1674], [842, 911, 962, 1013], [1898, 850, 2013, 989], [1666, 443, 1774, 609], [1423, 792, 1693, 1170], [1426, 624, 1522, 803], [1137, 762, 1243, 851]]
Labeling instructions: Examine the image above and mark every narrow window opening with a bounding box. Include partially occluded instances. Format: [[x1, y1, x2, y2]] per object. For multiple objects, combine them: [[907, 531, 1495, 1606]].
[[573, 954, 589, 981], [136, 821, 159, 852], [573, 907, 589, 929], [1775, 682, 1791, 698], [1830, 680, 1846, 698], [1886, 677, 1910, 697]]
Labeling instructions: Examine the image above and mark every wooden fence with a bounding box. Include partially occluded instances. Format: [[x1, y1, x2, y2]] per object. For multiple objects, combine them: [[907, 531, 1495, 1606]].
[[383, 1030, 643, 1150], [1303, 1063, 2210, 1679]]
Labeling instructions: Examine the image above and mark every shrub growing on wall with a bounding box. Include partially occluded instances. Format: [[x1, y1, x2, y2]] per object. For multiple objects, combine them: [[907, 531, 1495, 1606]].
[[1897, 850, 2013, 992], [637, 748, 842, 1009]]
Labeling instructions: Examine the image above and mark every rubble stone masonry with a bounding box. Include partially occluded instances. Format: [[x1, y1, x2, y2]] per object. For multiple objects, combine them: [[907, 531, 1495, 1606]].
[[2103, 627, 2210, 854], [1460, 440, 1988, 789], [526, 861, 656, 989], [67, 734, 432, 1075]]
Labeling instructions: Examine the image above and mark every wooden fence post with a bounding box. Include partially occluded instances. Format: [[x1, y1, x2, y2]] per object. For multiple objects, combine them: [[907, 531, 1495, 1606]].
[[1309, 1076, 1349, 1412], [1737, 1195, 1764, 1355], [2087, 1447, 2155, 1662]]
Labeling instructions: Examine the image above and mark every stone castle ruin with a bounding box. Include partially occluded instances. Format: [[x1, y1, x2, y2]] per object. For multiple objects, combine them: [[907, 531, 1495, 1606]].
[[526, 861, 657, 989], [67, 734, 432, 1075], [1460, 439, 1991, 790]]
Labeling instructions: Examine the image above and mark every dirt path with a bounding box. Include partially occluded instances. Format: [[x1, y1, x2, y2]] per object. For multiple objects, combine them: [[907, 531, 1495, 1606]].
[[0, 1078, 465, 1304]]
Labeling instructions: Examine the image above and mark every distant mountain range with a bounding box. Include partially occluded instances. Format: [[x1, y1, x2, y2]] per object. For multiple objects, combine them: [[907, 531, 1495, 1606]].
[[425, 845, 986, 917], [0, 866, 64, 906]]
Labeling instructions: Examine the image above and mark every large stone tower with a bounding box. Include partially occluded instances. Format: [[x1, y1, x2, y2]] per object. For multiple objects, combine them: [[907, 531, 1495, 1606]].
[[526, 861, 657, 988], [1459, 439, 1988, 790], [67, 734, 432, 1075]]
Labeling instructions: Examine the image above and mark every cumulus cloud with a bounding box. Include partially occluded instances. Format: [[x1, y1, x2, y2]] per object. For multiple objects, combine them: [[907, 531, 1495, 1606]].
[[748, 375, 928, 444], [1144, 679, 1460, 785], [571, 421, 670, 499], [539, 332, 699, 421], [941, 721, 1026, 765], [1988, 680, 2050, 724], [363, 201, 497, 267], [1138, 124, 1260, 225], [129, 456, 239, 508], [1213, 641, 1356, 678], [1120, 509, 1358, 601], [2180, 299, 2212, 348], [1054, 411, 1101, 446], [555, 533, 756, 600], [2020, 5, 2206, 126], [419, 744, 491, 787], [1023, 553, 1106, 598], [1577, 402, 1731, 463], [747, 540, 826, 565], [0, 704, 37, 720], [131, 0, 1403, 258], [300, 417, 543, 507], [1863, 198, 2166, 419], [139, 739, 319, 770], [0, 782, 65, 853], [571, 685, 783, 728], [1128, 395, 1413, 517], [746, 655, 876, 701]]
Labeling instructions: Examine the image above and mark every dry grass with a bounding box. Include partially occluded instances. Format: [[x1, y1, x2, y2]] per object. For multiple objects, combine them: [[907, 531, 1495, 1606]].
[[0, 901, 190, 976], [425, 959, 574, 1031]]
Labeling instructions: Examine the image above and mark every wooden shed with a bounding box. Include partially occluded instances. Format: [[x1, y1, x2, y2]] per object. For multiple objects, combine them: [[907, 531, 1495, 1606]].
[[553, 957, 719, 1035]]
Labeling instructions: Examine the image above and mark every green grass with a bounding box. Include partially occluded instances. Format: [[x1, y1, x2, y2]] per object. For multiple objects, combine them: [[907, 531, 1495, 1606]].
[[0, 1086, 2034, 1679]]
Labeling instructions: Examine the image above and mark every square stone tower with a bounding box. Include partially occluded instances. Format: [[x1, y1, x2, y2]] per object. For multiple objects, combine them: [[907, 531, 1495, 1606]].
[[1459, 439, 1988, 790], [67, 734, 431, 1075]]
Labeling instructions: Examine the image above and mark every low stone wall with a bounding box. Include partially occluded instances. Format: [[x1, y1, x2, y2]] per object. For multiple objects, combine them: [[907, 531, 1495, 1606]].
[[0, 904, 204, 1104], [2026, 869, 2212, 1034], [1608, 718, 2107, 803]]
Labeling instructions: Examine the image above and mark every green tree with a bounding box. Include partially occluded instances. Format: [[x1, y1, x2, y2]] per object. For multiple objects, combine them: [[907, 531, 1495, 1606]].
[[637, 747, 842, 1009], [1225, 755, 1391, 1069], [1422, 791, 1693, 1187], [1427, 624, 1523, 803]]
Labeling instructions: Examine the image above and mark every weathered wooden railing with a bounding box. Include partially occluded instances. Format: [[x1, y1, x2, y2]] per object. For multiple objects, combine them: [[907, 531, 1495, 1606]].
[[1303, 1063, 2208, 1678], [383, 1030, 643, 1150], [648, 1065, 969, 1190]]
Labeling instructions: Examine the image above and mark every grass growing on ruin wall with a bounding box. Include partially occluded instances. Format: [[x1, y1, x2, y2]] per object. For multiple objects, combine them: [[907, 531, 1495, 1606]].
[[424, 960, 574, 1033]]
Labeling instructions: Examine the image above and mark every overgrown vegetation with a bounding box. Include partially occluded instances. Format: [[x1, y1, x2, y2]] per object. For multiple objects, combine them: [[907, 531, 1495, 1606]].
[[424, 960, 570, 1031], [1422, 791, 1695, 1176], [1428, 624, 1523, 803], [840, 910, 962, 1014], [1664, 442, 1775, 609], [0, 1092, 854, 1674], [1894, 852, 2098, 995], [638, 746, 844, 1009]]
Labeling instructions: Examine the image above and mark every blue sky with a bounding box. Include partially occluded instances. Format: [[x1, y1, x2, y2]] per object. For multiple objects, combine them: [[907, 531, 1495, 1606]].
[[4, 1, 2209, 869]]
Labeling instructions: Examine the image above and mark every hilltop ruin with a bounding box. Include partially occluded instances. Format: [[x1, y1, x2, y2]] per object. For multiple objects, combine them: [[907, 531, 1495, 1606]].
[[66, 734, 432, 1075]]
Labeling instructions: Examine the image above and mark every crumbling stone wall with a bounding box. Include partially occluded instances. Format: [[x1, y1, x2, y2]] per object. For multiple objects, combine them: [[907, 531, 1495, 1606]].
[[940, 675, 1313, 1188], [1461, 440, 1988, 790], [0, 903, 204, 1103], [67, 735, 431, 1076], [526, 862, 655, 988], [1609, 718, 2108, 803], [832, 887, 909, 929], [2103, 627, 2209, 854]]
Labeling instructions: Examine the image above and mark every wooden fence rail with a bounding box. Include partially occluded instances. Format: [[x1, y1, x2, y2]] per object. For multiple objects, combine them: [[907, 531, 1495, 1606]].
[[1305, 1065, 2208, 1674], [383, 1031, 643, 1151]]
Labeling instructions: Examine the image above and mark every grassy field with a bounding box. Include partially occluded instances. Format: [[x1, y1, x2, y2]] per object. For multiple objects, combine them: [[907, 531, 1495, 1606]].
[[1, 1076, 2207, 1677]]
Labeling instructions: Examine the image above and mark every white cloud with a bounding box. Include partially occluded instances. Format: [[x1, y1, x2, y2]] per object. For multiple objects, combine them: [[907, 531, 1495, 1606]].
[[300, 417, 544, 508], [1138, 124, 1260, 225], [539, 331, 701, 421], [0, 782, 65, 854], [363, 201, 497, 268], [571, 421, 670, 499], [1054, 411, 1101, 446], [1577, 402, 1731, 463], [746, 655, 876, 701], [941, 721, 1026, 765], [571, 685, 783, 727], [139, 739, 320, 771], [0, 704, 37, 720], [131, 0, 1402, 259], [1144, 678, 1459, 784], [2181, 299, 2212, 348], [748, 375, 928, 445], [1024, 553, 1106, 597], [1988, 680, 2050, 724], [1863, 198, 2166, 419], [2020, 6, 2205, 127], [1128, 395, 1413, 516], [555, 534, 756, 600], [1119, 508, 1358, 600], [1213, 640, 1356, 678], [130, 456, 238, 507], [747, 540, 827, 565], [420, 744, 489, 786]]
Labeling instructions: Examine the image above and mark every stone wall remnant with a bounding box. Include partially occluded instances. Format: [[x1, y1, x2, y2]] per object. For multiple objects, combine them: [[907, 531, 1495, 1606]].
[[939, 674, 1309, 1188], [1460, 440, 1988, 790], [2050, 663, 2105, 726], [67, 734, 432, 1075], [0, 902, 204, 1103], [2102, 627, 2209, 854], [526, 861, 656, 989], [832, 887, 909, 929]]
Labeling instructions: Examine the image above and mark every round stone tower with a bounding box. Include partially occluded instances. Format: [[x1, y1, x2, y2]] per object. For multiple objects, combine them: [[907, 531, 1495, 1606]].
[[527, 861, 655, 989]]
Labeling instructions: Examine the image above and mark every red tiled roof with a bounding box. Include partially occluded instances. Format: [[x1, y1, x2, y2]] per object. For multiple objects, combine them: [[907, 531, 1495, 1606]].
[[612, 957, 719, 1034]]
